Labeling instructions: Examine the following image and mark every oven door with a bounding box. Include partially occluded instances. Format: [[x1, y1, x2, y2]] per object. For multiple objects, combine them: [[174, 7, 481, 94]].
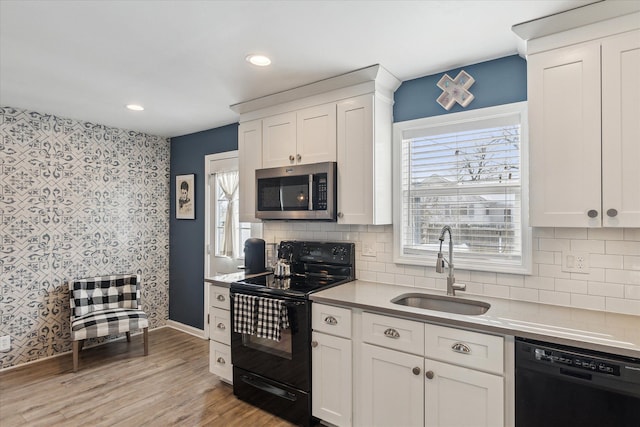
[[230, 291, 310, 391]]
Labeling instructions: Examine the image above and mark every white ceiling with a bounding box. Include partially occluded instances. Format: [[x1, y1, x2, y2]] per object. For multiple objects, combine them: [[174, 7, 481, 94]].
[[1, 0, 596, 138]]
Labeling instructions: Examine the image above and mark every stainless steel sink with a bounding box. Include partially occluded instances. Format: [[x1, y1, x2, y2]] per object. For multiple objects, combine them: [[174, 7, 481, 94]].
[[390, 293, 490, 316]]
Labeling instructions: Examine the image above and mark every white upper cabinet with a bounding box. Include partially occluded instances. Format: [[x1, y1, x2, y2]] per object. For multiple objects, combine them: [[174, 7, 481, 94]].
[[526, 20, 639, 227], [528, 41, 601, 227], [601, 30, 640, 227], [238, 119, 262, 222], [337, 94, 393, 225], [262, 103, 336, 168]]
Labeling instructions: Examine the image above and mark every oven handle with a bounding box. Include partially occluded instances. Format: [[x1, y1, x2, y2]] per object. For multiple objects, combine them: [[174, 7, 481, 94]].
[[230, 292, 307, 306], [240, 375, 298, 402]]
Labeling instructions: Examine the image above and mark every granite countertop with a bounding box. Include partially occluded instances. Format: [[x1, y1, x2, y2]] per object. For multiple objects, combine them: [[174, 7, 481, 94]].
[[310, 280, 640, 359]]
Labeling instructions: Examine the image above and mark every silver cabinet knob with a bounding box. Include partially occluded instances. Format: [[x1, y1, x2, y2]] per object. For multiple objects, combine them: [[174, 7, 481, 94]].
[[587, 209, 599, 218], [425, 370, 434, 380], [289, 155, 295, 161], [216, 357, 225, 365], [296, 154, 302, 162], [217, 323, 226, 330], [412, 367, 421, 375], [607, 208, 618, 217], [216, 294, 225, 302], [311, 341, 318, 348], [337, 212, 344, 218], [384, 328, 400, 339]]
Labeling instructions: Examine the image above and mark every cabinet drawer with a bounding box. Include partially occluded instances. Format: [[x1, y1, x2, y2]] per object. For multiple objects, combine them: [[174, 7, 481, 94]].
[[209, 340, 232, 383], [312, 303, 352, 338], [425, 324, 504, 375], [209, 285, 230, 310], [209, 308, 231, 345], [362, 312, 424, 355]]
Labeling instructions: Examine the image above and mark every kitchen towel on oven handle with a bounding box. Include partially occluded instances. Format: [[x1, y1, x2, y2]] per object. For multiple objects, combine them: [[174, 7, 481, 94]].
[[256, 297, 290, 342], [233, 293, 257, 335]]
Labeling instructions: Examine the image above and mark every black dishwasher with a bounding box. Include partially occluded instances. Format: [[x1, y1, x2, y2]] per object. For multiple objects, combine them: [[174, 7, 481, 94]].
[[515, 337, 640, 427]]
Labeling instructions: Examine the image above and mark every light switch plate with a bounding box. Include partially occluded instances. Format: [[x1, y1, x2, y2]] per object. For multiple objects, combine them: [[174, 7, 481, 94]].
[[561, 251, 589, 274], [361, 236, 377, 257], [0, 335, 10, 352]]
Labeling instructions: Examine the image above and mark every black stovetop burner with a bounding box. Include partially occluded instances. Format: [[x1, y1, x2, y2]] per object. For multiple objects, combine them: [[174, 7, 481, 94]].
[[231, 240, 355, 298]]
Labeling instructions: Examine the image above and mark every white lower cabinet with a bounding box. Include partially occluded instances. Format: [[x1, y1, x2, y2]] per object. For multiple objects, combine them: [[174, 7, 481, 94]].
[[424, 359, 504, 427], [312, 304, 353, 427], [360, 343, 424, 427], [312, 331, 352, 426], [207, 283, 232, 383]]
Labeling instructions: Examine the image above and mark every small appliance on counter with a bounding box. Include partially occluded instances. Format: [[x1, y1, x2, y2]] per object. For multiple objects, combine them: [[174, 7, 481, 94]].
[[243, 238, 266, 274]]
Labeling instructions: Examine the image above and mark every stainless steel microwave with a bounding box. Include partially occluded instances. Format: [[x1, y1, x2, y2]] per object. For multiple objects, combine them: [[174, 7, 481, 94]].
[[255, 162, 337, 221]]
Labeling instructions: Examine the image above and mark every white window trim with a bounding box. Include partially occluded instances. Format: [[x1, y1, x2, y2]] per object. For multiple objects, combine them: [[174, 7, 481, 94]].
[[392, 102, 532, 275]]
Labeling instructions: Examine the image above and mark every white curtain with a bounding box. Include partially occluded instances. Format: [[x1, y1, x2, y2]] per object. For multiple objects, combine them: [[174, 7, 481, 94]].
[[218, 171, 239, 258]]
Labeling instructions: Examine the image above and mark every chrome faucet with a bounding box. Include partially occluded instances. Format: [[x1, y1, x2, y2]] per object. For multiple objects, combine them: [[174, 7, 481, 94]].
[[436, 226, 466, 296]]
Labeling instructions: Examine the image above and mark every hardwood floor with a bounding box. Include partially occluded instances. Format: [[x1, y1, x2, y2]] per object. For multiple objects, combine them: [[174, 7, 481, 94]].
[[0, 327, 297, 426]]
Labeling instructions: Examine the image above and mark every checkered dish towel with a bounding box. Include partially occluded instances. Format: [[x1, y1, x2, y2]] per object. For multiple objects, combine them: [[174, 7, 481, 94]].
[[233, 294, 257, 335], [256, 297, 290, 342]]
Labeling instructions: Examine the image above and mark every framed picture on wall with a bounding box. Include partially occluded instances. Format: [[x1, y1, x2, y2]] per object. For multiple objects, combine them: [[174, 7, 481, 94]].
[[176, 174, 195, 219]]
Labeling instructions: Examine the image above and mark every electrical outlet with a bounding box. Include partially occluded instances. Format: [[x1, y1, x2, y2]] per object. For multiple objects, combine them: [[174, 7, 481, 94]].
[[361, 237, 377, 257], [561, 251, 589, 274], [0, 335, 10, 352]]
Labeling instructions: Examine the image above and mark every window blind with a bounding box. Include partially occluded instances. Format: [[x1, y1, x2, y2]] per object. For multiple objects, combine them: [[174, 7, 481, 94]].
[[398, 107, 527, 269]]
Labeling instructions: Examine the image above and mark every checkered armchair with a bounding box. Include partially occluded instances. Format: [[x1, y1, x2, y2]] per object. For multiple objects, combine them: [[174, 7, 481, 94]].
[[69, 274, 149, 371]]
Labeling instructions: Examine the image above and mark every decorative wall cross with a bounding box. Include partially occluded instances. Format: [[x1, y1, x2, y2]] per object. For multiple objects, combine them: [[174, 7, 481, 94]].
[[436, 70, 475, 110]]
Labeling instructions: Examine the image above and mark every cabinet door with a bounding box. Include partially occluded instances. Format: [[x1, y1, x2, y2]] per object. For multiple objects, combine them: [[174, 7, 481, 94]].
[[262, 112, 297, 168], [297, 103, 337, 165], [424, 359, 503, 427], [602, 30, 640, 227], [209, 340, 233, 383], [312, 332, 352, 427], [337, 95, 376, 224], [359, 343, 423, 427], [528, 42, 602, 227], [238, 120, 262, 222]]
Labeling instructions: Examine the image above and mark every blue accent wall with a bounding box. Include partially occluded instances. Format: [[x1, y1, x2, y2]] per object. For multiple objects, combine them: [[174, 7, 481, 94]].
[[394, 55, 526, 122], [169, 124, 238, 329]]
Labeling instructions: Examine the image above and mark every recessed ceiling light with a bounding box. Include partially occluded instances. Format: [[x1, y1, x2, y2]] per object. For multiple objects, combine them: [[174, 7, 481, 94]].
[[126, 104, 144, 111], [245, 54, 271, 67]]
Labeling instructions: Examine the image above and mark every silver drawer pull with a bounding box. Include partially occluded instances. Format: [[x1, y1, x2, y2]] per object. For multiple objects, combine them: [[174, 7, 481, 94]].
[[217, 322, 226, 330], [216, 357, 226, 365], [217, 294, 226, 302], [451, 342, 471, 354], [384, 328, 400, 339], [324, 316, 338, 325]]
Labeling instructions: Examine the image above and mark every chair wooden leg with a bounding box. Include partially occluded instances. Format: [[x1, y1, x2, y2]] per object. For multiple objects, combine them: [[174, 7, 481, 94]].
[[143, 328, 149, 356], [72, 340, 80, 372], [126, 331, 131, 342]]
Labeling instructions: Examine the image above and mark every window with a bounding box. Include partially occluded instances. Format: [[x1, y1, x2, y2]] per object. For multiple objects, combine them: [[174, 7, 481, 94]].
[[214, 170, 252, 259], [393, 102, 531, 274]]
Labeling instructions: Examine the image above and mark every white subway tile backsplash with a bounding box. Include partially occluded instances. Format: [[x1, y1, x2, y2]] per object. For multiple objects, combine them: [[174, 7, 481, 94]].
[[555, 228, 588, 240], [571, 294, 605, 311], [606, 240, 640, 256], [588, 281, 625, 298], [264, 223, 640, 315], [624, 256, 640, 270], [589, 254, 624, 269], [539, 290, 571, 306], [605, 269, 640, 285], [539, 238, 571, 252], [570, 239, 605, 254], [588, 228, 624, 241]]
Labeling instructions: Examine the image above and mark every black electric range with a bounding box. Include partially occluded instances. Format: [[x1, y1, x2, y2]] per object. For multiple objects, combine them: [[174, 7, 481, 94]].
[[230, 240, 355, 427]]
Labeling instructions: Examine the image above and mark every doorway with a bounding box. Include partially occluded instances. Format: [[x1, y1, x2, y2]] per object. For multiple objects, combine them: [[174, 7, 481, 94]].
[[205, 152, 262, 276]]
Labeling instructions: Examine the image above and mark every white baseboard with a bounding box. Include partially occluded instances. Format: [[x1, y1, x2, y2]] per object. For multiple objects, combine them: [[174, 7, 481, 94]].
[[165, 320, 205, 339]]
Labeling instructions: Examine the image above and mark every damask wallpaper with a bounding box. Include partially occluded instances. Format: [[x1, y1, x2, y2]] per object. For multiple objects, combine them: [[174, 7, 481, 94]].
[[0, 107, 170, 369]]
